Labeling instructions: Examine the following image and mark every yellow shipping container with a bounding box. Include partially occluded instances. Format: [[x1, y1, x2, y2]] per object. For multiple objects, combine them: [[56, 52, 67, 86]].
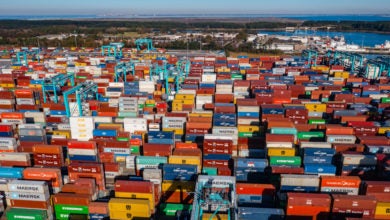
[[189, 112, 213, 118], [161, 181, 195, 192], [110, 210, 150, 220], [169, 155, 201, 171], [202, 213, 229, 220], [173, 99, 194, 105], [29, 84, 42, 89], [175, 94, 195, 100], [51, 130, 71, 139], [304, 103, 327, 112], [375, 202, 390, 217], [238, 125, 260, 133], [171, 106, 183, 112], [267, 148, 296, 157], [162, 128, 184, 135], [145, 99, 155, 105], [97, 123, 123, 128], [109, 198, 150, 218], [378, 127, 390, 135], [0, 83, 15, 88], [311, 65, 330, 73], [334, 71, 350, 79], [114, 192, 154, 211]]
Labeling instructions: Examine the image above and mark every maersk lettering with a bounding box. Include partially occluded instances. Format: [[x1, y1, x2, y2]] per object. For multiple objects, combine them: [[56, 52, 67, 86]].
[[16, 186, 39, 191]]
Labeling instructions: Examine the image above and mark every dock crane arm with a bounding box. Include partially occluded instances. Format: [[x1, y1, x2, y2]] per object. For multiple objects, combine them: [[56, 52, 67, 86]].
[[63, 82, 98, 117]]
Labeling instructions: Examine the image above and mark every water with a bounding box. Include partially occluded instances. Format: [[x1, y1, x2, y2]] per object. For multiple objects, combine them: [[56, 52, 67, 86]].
[[283, 15, 390, 22], [259, 30, 390, 47]]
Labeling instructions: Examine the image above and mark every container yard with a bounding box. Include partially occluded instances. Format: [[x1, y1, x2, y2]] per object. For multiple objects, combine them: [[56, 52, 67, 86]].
[[0, 42, 389, 220]]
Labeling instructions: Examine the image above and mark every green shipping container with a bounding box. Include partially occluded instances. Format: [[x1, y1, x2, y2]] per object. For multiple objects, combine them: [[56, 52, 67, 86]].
[[117, 137, 129, 141], [136, 156, 167, 165], [381, 97, 390, 103], [145, 103, 156, 108], [202, 167, 218, 175], [118, 111, 138, 118], [321, 98, 329, 103], [270, 156, 301, 167], [308, 119, 326, 124], [6, 208, 47, 220], [297, 131, 324, 140], [238, 132, 261, 138], [270, 127, 297, 135], [54, 204, 89, 215], [130, 145, 140, 154], [160, 203, 192, 216], [138, 104, 145, 109], [231, 74, 243, 79]]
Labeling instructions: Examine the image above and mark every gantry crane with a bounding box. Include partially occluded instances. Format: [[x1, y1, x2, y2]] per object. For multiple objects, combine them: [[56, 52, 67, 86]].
[[63, 82, 98, 117], [302, 49, 318, 67], [15, 51, 28, 66], [41, 73, 75, 103], [101, 42, 124, 58], [135, 38, 155, 52]]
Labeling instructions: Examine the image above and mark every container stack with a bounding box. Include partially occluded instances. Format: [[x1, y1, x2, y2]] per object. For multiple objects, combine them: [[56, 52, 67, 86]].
[[0, 91, 15, 113], [303, 147, 336, 175], [53, 192, 90, 220], [6, 180, 53, 220], [23, 167, 63, 194], [67, 140, 98, 163], [119, 96, 138, 117], [114, 180, 156, 214]]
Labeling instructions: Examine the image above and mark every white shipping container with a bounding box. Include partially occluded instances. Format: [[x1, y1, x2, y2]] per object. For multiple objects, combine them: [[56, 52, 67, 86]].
[[0, 99, 14, 105], [9, 191, 50, 202], [0, 137, 17, 149], [16, 98, 35, 105], [321, 187, 359, 195], [326, 135, 356, 144], [7, 180, 49, 194], [18, 124, 43, 130], [202, 74, 217, 82], [125, 156, 136, 169], [108, 82, 124, 88], [281, 174, 320, 187], [300, 142, 332, 149], [266, 142, 293, 148], [103, 148, 131, 155], [143, 169, 162, 180], [0, 152, 30, 162], [237, 118, 260, 125], [342, 154, 377, 166], [369, 94, 389, 99], [212, 127, 239, 137], [68, 148, 97, 156], [92, 116, 113, 124]]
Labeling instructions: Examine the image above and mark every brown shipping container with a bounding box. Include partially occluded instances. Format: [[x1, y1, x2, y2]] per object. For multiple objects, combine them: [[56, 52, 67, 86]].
[[11, 199, 51, 209], [143, 143, 172, 157], [115, 180, 154, 194], [332, 195, 377, 219], [364, 181, 390, 195], [53, 193, 91, 206]]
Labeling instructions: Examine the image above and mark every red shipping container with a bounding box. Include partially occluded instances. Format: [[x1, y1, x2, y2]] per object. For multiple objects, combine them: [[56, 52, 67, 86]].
[[332, 195, 377, 219], [236, 183, 275, 195], [115, 180, 153, 194], [53, 193, 91, 206], [364, 181, 390, 195], [143, 143, 172, 157]]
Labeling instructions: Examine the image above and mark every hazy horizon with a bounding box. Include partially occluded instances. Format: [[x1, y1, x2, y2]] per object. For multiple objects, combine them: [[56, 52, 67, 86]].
[[1, 0, 389, 16]]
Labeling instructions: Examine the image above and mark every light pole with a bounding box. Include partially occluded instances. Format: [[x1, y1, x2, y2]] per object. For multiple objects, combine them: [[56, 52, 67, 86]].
[[74, 30, 78, 48]]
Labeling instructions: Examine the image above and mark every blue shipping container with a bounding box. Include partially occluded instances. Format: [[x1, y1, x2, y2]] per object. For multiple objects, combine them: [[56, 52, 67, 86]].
[[304, 164, 336, 175]]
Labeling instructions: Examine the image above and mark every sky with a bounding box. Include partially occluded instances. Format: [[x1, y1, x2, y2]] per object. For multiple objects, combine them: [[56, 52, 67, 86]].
[[0, 0, 389, 15]]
